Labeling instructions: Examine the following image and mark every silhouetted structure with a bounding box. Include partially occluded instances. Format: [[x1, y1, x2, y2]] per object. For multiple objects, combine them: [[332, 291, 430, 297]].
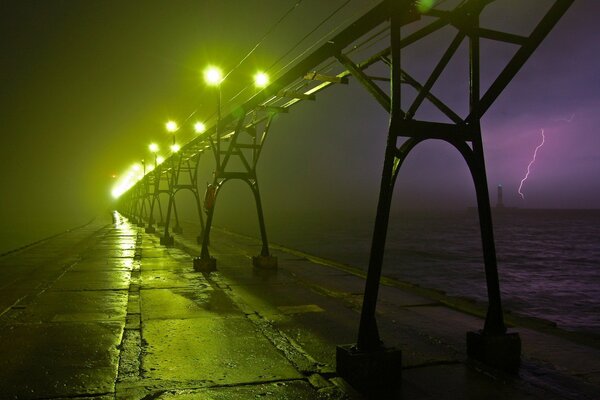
[[114, 0, 573, 395], [497, 184, 505, 208]]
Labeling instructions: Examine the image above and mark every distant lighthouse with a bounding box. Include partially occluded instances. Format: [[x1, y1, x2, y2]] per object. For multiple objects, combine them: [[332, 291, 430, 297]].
[[497, 184, 504, 208]]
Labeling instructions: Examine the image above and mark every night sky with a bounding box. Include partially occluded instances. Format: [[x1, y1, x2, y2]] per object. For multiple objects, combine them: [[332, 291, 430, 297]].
[[1, 0, 599, 250]]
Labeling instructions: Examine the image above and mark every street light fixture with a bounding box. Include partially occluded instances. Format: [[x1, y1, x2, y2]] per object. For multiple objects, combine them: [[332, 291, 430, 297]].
[[254, 71, 269, 88], [166, 121, 178, 132], [194, 121, 206, 134], [204, 66, 223, 86]]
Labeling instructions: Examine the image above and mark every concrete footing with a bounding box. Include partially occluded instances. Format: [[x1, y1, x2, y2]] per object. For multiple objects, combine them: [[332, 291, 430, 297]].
[[159, 235, 174, 247], [336, 344, 402, 397], [252, 255, 278, 270], [193, 256, 217, 272], [466, 330, 521, 372]]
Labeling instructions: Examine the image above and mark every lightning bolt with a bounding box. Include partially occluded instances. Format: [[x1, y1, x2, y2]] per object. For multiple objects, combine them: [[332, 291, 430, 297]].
[[553, 113, 575, 123], [518, 129, 545, 200]]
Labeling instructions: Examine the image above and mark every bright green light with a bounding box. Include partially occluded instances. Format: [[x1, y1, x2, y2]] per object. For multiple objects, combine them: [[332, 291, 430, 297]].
[[204, 66, 223, 86], [254, 72, 269, 87], [166, 120, 178, 132], [149, 143, 159, 153], [157, 156, 165, 164], [194, 121, 206, 133], [132, 164, 141, 171], [417, 0, 436, 12], [171, 143, 181, 152]]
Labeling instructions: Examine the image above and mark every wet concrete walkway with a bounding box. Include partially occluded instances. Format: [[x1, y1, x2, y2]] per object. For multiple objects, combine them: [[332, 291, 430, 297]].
[[0, 214, 599, 399]]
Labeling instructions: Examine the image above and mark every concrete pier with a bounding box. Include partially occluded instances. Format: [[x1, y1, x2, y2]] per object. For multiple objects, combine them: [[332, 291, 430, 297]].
[[0, 214, 599, 399]]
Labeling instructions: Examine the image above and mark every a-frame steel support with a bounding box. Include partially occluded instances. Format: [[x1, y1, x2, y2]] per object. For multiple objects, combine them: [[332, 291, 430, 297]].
[[159, 151, 206, 247], [335, 0, 573, 394], [144, 162, 167, 234], [194, 111, 279, 271]]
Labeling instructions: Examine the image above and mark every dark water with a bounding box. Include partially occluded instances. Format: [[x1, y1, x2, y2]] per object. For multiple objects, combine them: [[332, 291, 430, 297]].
[[266, 209, 600, 335]]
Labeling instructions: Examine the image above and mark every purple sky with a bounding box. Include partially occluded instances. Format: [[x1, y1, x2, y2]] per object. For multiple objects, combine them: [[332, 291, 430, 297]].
[[1, 0, 599, 245]]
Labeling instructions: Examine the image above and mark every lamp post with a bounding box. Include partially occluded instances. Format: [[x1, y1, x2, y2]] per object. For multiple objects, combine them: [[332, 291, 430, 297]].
[[194, 66, 223, 271], [254, 71, 269, 88]]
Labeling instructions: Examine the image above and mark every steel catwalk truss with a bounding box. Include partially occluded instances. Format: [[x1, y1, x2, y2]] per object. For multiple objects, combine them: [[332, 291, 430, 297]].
[[116, 0, 573, 379]]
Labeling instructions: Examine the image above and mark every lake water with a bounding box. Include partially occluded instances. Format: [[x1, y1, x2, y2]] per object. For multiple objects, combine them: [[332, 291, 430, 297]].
[[264, 209, 600, 335]]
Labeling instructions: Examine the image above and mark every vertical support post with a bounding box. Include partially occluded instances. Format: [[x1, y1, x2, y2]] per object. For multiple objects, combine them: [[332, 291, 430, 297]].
[[145, 167, 158, 233], [191, 154, 206, 244], [250, 179, 277, 269], [171, 196, 183, 234], [336, 1, 402, 395], [356, 0, 404, 353], [160, 158, 178, 247], [193, 190, 205, 244], [194, 85, 221, 271], [466, 9, 521, 372], [160, 192, 175, 246], [194, 180, 218, 271]]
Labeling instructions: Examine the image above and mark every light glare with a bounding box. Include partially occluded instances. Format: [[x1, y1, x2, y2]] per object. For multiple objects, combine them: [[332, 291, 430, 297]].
[[254, 72, 269, 87], [149, 143, 159, 152], [171, 144, 181, 152], [204, 66, 223, 86], [194, 121, 206, 133], [166, 121, 178, 132]]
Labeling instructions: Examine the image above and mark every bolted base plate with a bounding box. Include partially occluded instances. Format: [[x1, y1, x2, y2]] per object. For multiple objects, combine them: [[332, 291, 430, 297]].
[[252, 255, 278, 269], [336, 344, 402, 397], [193, 257, 217, 272], [172, 226, 183, 234], [467, 330, 521, 372], [159, 235, 174, 247], [145, 226, 156, 234]]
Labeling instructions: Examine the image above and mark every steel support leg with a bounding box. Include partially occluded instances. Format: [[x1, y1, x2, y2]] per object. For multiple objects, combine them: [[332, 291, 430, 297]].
[[172, 199, 183, 234], [145, 194, 157, 233], [465, 129, 520, 371], [336, 3, 403, 395], [194, 191, 205, 244], [194, 182, 218, 272], [250, 180, 277, 269], [160, 194, 175, 246]]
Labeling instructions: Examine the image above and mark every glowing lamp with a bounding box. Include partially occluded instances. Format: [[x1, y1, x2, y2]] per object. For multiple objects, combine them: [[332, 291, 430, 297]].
[[194, 121, 206, 134], [171, 144, 181, 153], [166, 121, 178, 132], [254, 72, 269, 87], [149, 143, 159, 153], [204, 66, 223, 86], [157, 156, 165, 164]]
